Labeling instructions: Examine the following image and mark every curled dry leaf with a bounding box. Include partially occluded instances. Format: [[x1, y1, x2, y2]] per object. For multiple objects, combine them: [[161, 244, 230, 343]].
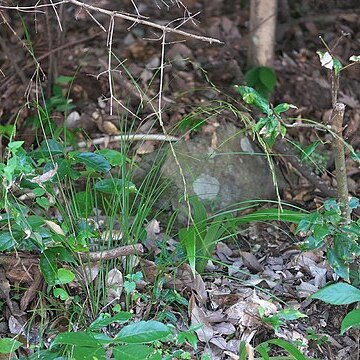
[[44, 220, 65, 236], [189, 295, 214, 342], [107, 268, 123, 302]]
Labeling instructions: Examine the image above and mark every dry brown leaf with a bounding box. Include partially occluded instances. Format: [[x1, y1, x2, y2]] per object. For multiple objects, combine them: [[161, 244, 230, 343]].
[[44, 220, 65, 236], [136, 141, 155, 155], [102, 120, 119, 135], [107, 268, 123, 302], [189, 295, 214, 342], [239, 251, 264, 273]]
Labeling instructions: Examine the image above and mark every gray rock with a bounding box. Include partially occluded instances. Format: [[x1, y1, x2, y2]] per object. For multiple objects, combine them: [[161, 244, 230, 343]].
[[161, 123, 285, 211]]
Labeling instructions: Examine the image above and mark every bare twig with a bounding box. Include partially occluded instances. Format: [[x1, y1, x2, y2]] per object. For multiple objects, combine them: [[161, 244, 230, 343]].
[[64, 0, 222, 44]]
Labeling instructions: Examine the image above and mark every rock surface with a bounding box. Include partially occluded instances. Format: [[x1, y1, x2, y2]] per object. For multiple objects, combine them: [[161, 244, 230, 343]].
[[161, 123, 285, 211]]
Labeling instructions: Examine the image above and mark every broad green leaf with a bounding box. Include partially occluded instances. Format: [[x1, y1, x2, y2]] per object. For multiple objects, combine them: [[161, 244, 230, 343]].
[[278, 308, 307, 321], [72, 345, 106, 360], [260, 339, 306, 360], [55, 75, 74, 85], [341, 309, 360, 334], [0, 337, 22, 354], [349, 197, 359, 210], [327, 249, 349, 280], [52, 332, 111, 347], [234, 86, 272, 115], [72, 152, 111, 173], [53, 287, 69, 300], [36, 196, 50, 210], [32, 139, 64, 159], [0, 232, 16, 251], [96, 149, 129, 166], [56, 268, 75, 284], [89, 312, 133, 331], [113, 344, 154, 360], [311, 283, 360, 305], [258, 66, 277, 91], [27, 350, 62, 359], [8, 140, 24, 152], [274, 103, 296, 115], [114, 321, 170, 344], [94, 178, 137, 194]]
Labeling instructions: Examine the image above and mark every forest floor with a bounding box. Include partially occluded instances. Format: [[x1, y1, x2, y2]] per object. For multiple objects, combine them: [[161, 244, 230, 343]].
[[1, 0, 360, 359]]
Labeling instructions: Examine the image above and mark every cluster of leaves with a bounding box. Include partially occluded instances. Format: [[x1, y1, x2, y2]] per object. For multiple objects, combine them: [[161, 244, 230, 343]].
[[235, 85, 296, 146], [296, 198, 360, 282], [0, 139, 135, 293], [1, 309, 200, 359]]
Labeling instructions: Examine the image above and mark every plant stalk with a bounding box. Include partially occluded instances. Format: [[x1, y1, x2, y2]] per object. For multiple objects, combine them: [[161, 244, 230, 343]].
[[331, 102, 350, 221]]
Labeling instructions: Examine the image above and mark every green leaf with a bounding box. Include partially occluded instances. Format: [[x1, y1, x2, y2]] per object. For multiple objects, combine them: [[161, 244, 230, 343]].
[[74, 191, 94, 217], [274, 102, 297, 115], [233, 208, 307, 226], [55, 75, 74, 85], [179, 227, 197, 274], [327, 249, 349, 280], [52, 332, 111, 347], [114, 321, 170, 344], [349, 197, 359, 210], [72, 346, 106, 360], [96, 149, 129, 166], [0, 337, 22, 354], [260, 339, 306, 360], [258, 66, 277, 91], [32, 139, 64, 159], [278, 308, 307, 321], [300, 140, 321, 162], [53, 287, 69, 301], [89, 312, 133, 331], [56, 268, 75, 284], [0, 232, 16, 251], [333, 57, 343, 75], [72, 152, 111, 173], [8, 140, 24, 152], [341, 309, 360, 334], [311, 283, 360, 305], [94, 178, 137, 194], [113, 344, 154, 360], [234, 86, 272, 115], [36, 196, 50, 210]]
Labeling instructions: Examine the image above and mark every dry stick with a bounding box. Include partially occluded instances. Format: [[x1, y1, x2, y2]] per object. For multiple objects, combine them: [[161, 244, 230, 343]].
[[0, 244, 143, 267], [80, 243, 143, 262], [65, 0, 222, 44], [331, 102, 350, 220], [75, 133, 179, 149]]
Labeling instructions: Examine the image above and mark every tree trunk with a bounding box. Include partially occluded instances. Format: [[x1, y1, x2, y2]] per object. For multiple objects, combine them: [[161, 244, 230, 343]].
[[248, 0, 278, 67]]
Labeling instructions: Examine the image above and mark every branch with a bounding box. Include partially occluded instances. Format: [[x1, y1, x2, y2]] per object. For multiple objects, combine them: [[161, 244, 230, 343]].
[[65, 0, 223, 44]]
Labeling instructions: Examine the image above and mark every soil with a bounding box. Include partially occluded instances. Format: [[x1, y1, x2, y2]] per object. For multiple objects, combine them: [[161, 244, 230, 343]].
[[0, 0, 360, 359]]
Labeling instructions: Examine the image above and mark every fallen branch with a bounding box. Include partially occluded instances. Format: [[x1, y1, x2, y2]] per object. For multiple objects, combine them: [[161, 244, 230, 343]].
[[80, 243, 143, 261], [0, 243, 144, 266], [75, 133, 179, 149]]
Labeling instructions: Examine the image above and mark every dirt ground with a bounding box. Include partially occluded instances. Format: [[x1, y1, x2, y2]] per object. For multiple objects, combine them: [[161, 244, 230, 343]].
[[1, 0, 360, 359]]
